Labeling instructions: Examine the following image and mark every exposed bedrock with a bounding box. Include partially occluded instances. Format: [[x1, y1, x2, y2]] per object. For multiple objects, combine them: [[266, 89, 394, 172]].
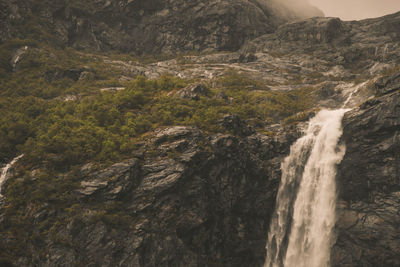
[[2, 121, 300, 266], [0, 0, 322, 54], [334, 73, 400, 267]]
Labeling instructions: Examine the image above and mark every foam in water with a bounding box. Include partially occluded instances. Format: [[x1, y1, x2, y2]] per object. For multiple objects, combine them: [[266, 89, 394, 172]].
[[264, 108, 349, 267]]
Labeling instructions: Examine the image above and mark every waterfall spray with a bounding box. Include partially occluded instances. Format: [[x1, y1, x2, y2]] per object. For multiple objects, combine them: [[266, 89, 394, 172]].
[[264, 83, 363, 267]]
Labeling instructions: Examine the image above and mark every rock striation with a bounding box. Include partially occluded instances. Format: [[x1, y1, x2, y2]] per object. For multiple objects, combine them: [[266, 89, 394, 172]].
[[243, 12, 400, 69], [0, 0, 322, 54], [1, 1, 400, 266], [333, 73, 400, 267], [2, 78, 399, 266], [1, 119, 300, 266]]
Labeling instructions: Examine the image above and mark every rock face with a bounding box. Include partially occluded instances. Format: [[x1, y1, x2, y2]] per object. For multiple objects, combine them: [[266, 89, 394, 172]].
[[98, 11, 400, 85], [333, 73, 400, 267], [0, 0, 322, 54], [176, 84, 209, 100], [220, 114, 256, 137], [3, 81, 398, 266], [1, 1, 400, 265], [243, 12, 400, 69], [2, 120, 299, 266]]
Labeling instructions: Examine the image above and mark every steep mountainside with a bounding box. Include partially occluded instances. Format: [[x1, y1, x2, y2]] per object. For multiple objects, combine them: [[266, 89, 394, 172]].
[[0, 1, 399, 267], [243, 12, 400, 69], [0, 0, 322, 54], [1, 121, 299, 266], [334, 74, 400, 267]]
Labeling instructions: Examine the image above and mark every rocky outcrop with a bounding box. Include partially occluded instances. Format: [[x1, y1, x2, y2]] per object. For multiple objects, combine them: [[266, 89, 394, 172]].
[[373, 72, 400, 96], [243, 12, 400, 68], [220, 114, 256, 137], [43, 68, 87, 82], [0, 0, 322, 54], [1, 120, 299, 266], [1, 2, 400, 265], [333, 73, 400, 267], [176, 84, 209, 100]]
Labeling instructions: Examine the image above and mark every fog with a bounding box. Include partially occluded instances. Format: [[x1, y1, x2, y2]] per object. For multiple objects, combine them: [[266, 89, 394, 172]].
[[308, 0, 400, 20], [270, 0, 324, 18]]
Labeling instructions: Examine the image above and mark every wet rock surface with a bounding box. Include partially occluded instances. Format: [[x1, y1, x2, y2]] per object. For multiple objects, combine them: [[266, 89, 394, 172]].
[[334, 73, 400, 267]]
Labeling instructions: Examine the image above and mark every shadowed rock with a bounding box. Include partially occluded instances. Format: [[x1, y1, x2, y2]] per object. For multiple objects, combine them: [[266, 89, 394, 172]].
[[0, 0, 323, 54], [334, 73, 400, 267], [4, 124, 297, 266]]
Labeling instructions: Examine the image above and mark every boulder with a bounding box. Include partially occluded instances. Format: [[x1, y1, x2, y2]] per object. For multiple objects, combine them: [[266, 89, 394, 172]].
[[238, 53, 258, 63], [220, 114, 256, 137], [176, 84, 209, 100]]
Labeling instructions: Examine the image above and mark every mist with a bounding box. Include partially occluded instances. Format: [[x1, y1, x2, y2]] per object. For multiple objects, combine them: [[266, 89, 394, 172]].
[[308, 0, 400, 21], [269, 0, 324, 19]]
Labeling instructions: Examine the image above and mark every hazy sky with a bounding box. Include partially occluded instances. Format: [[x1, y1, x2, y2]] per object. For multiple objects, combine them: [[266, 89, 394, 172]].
[[308, 0, 400, 20]]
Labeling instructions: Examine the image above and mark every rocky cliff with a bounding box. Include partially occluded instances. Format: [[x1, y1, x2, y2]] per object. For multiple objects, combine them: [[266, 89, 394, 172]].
[[1, 119, 299, 266], [243, 11, 400, 69], [0, 1, 399, 266], [0, 0, 322, 54], [2, 77, 398, 266], [333, 74, 400, 267]]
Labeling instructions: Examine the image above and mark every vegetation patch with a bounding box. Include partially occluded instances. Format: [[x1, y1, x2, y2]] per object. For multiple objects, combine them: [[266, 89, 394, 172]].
[[0, 41, 318, 263]]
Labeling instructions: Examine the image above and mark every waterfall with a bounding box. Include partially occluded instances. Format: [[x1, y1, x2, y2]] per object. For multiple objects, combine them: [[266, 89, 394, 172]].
[[264, 109, 349, 267], [0, 154, 23, 197], [342, 81, 368, 108]]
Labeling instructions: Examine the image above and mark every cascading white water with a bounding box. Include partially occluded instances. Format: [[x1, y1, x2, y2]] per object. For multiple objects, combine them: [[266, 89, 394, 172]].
[[265, 109, 348, 267], [0, 154, 23, 197], [264, 109, 348, 267], [284, 109, 348, 267]]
